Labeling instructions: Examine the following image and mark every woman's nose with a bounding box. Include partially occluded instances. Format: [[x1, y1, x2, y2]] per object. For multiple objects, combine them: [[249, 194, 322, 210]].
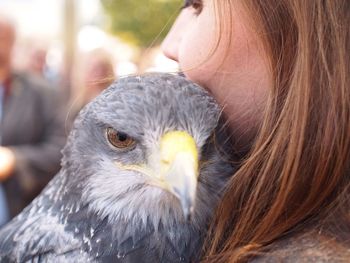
[[161, 33, 179, 62], [162, 9, 194, 62], [161, 17, 183, 62]]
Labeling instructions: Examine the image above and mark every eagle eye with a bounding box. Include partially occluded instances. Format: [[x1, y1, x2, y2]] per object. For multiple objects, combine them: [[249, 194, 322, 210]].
[[106, 128, 135, 149]]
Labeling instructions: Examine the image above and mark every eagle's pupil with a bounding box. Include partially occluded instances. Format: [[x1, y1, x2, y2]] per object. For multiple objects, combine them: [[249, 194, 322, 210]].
[[117, 132, 128, 142]]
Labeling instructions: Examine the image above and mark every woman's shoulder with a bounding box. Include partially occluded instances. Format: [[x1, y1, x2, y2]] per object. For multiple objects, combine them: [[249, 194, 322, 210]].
[[251, 230, 350, 262]]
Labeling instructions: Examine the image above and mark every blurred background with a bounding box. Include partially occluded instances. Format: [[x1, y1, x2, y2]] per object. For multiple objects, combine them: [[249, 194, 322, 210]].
[[0, 0, 183, 225], [0, 0, 182, 97]]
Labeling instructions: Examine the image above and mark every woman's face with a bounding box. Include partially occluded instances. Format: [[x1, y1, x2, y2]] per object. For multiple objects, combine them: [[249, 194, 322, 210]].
[[162, 1, 271, 143]]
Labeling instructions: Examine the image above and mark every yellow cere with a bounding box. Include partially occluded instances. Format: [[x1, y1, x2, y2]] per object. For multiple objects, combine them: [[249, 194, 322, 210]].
[[160, 131, 198, 173]]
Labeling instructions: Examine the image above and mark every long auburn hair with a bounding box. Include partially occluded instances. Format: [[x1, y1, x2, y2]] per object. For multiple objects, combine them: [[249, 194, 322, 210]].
[[203, 0, 350, 261]]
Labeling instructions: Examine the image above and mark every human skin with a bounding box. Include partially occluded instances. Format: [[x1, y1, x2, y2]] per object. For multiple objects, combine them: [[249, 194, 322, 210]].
[[0, 19, 16, 180], [162, 1, 271, 148], [0, 18, 14, 81], [83, 56, 113, 101], [0, 148, 15, 181]]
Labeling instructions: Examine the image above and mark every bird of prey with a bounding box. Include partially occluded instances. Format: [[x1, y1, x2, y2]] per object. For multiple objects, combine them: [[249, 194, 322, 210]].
[[0, 73, 235, 262]]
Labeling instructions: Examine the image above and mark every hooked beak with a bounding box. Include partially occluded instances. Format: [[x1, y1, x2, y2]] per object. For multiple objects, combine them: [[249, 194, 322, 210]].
[[159, 131, 199, 220], [113, 131, 199, 220]]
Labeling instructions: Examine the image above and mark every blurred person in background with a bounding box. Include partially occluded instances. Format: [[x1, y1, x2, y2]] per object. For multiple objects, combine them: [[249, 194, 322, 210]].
[[0, 16, 66, 226], [80, 48, 116, 103], [67, 48, 116, 129], [27, 47, 47, 78], [26, 45, 61, 86]]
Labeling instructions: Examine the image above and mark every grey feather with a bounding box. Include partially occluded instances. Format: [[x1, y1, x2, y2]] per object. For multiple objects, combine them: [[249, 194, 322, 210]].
[[0, 73, 237, 262]]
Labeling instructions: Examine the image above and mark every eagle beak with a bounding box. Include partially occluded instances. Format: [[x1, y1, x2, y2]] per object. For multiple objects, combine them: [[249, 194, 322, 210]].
[[160, 131, 199, 220]]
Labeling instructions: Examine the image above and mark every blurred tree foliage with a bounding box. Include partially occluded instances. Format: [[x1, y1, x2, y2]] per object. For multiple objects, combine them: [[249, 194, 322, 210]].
[[100, 0, 183, 47]]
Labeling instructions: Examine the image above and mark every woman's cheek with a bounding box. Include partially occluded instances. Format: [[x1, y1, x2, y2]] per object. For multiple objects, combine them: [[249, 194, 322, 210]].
[[178, 6, 221, 85], [178, 26, 219, 87]]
